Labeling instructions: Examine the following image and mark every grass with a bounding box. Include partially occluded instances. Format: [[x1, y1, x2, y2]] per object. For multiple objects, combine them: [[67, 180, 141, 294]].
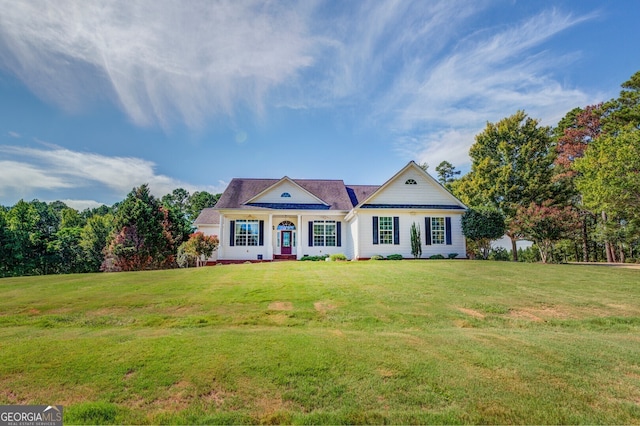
[[0, 261, 639, 424]]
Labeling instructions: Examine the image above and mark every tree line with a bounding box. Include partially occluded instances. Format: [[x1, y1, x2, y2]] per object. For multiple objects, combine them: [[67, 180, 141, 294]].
[[0, 187, 220, 277], [442, 70, 640, 263]]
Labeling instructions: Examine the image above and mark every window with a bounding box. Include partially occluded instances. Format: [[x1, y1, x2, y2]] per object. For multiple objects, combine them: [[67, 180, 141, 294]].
[[234, 220, 260, 246], [405, 179, 417, 185], [379, 216, 394, 244], [431, 217, 445, 245], [313, 220, 336, 246], [281, 192, 291, 198]]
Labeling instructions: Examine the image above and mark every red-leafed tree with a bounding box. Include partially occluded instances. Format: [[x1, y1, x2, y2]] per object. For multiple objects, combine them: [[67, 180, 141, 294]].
[[555, 104, 603, 177], [177, 232, 219, 267], [512, 202, 580, 263]]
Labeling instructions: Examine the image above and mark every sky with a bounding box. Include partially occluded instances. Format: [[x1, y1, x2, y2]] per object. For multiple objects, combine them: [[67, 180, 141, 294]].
[[0, 0, 638, 210]]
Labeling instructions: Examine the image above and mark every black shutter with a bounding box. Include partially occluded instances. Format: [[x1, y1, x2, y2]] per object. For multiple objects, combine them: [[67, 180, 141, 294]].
[[425, 217, 431, 245], [259, 220, 264, 246], [336, 222, 342, 247], [445, 217, 452, 245], [308, 221, 314, 247], [393, 216, 400, 245], [372, 216, 379, 245], [229, 220, 235, 246]]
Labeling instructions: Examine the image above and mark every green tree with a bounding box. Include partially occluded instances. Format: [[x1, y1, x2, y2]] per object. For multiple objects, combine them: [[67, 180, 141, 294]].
[[461, 208, 505, 260], [5, 200, 40, 276], [455, 111, 564, 260], [104, 184, 185, 271], [575, 125, 640, 261], [187, 191, 220, 221], [80, 213, 114, 272], [435, 161, 460, 189]]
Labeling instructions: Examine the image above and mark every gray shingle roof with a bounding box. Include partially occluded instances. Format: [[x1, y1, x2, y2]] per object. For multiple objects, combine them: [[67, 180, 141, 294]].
[[214, 178, 354, 211], [193, 208, 220, 225]]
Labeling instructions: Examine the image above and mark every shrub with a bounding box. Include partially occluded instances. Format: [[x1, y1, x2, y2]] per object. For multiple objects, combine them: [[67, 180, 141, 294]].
[[488, 247, 511, 261], [330, 253, 347, 261], [429, 254, 445, 259], [300, 255, 329, 261], [448, 253, 459, 259], [369, 255, 384, 261], [386, 254, 403, 260]]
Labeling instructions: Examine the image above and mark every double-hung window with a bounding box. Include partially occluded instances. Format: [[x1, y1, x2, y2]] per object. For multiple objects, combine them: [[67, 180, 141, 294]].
[[431, 217, 445, 245], [234, 220, 260, 246], [313, 220, 336, 246], [378, 217, 394, 245], [425, 216, 451, 245]]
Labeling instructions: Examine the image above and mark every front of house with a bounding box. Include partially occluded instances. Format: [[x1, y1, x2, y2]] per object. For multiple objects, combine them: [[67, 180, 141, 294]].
[[194, 161, 467, 262]]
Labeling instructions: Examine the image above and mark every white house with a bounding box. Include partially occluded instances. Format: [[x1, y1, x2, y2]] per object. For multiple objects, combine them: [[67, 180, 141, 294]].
[[194, 161, 467, 262]]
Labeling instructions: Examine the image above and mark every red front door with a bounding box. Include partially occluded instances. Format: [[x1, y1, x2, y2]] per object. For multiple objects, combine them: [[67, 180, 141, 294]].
[[281, 231, 292, 255]]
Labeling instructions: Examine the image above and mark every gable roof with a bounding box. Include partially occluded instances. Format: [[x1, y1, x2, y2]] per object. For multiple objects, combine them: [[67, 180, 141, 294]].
[[245, 176, 329, 206], [215, 178, 354, 211], [355, 161, 467, 210]]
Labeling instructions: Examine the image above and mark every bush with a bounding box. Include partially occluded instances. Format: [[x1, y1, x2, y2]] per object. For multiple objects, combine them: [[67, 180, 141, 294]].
[[370, 254, 384, 261], [330, 253, 347, 261], [488, 247, 511, 261], [386, 254, 403, 260], [448, 253, 459, 259], [429, 254, 445, 259], [300, 255, 329, 261]]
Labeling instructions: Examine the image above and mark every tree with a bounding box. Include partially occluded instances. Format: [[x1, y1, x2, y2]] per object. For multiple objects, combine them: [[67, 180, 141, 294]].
[[80, 213, 114, 272], [177, 232, 219, 267], [553, 104, 603, 262], [461, 208, 505, 260], [455, 111, 563, 260], [410, 222, 422, 259], [511, 202, 580, 263], [574, 125, 640, 261], [103, 184, 181, 271], [187, 191, 220, 221], [435, 161, 460, 189]]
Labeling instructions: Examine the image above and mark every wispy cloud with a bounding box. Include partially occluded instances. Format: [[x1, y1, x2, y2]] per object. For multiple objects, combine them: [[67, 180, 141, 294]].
[[0, 0, 316, 129], [0, 145, 227, 201], [382, 8, 599, 168]]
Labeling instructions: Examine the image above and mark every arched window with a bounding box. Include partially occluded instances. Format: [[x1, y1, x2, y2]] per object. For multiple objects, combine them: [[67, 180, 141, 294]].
[[277, 220, 296, 230], [281, 192, 291, 198], [405, 179, 417, 185]]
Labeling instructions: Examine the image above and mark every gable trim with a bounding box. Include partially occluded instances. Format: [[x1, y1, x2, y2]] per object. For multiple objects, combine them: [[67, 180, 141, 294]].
[[354, 161, 467, 210], [244, 176, 329, 206]]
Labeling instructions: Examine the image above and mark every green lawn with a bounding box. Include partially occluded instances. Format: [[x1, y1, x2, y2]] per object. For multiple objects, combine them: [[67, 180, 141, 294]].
[[1, 261, 639, 424]]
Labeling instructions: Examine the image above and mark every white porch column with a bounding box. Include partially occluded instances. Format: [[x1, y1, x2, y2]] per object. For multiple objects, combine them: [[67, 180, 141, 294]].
[[266, 213, 273, 260], [218, 213, 225, 260], [297, 214, 303, 260]]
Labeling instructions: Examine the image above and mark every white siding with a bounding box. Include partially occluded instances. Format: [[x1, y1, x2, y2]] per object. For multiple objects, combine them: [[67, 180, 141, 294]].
[[354, 210, 466, 259], [366, 169, 461, 206], [298, 214, 348, 258], [251, 181, 324, 204]]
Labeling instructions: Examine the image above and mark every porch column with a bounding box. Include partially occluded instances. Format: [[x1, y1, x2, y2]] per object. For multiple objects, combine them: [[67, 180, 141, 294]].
[[266, 213, 274, 260], [218, 213, 225, 260], [297, 214, 302, 260]]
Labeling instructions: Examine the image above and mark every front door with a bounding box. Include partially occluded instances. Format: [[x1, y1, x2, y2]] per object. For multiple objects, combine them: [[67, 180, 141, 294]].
[[281, 231, 292, 255]]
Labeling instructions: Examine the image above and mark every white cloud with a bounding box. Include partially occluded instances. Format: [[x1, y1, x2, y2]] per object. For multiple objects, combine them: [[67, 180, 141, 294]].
[[8, 131, 21, 138], [57, 199, 106, 211], [0, 160, 73, 196], [0, 0, 316, 128], [382, 8, 600, 167], [0, 146, 227, 202]]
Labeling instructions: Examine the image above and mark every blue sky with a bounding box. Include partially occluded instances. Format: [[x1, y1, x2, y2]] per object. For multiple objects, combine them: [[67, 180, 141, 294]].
[[0, 0, 638, 210]]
